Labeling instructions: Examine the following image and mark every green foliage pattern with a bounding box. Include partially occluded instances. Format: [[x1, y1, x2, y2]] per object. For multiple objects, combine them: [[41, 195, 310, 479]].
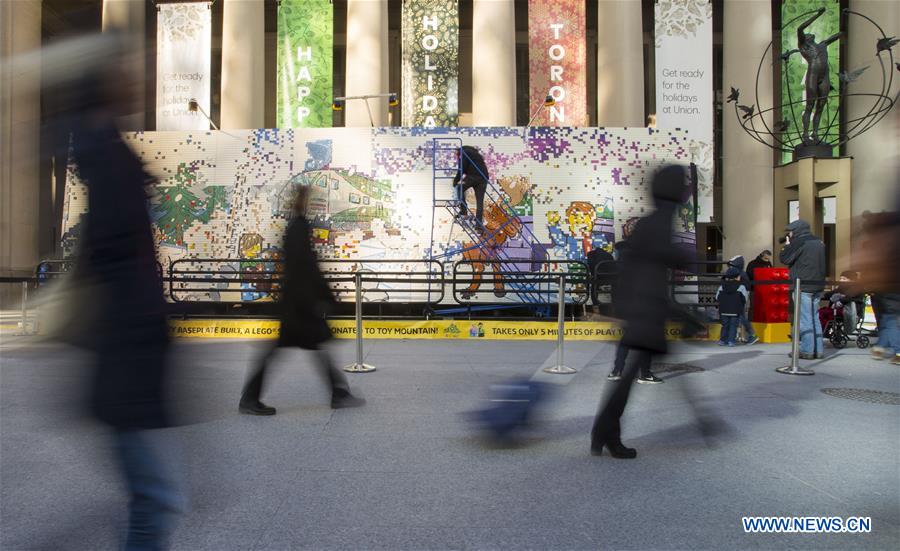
[[277, 0, 333, 128], [401, 0, 459, 126]]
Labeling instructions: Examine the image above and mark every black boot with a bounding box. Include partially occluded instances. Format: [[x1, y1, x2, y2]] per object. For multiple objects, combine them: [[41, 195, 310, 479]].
[[239, 400, 276, 416], [591, 438, 637, 459], [331, 389, 366, 409]]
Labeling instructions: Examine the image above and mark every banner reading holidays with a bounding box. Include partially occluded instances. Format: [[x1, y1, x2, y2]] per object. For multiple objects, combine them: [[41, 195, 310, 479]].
[[156, 2, 212, 130], [277, 0, 333, 128], [528, 0, 587, 126], [401, 0, 459, 127], [654, 0, 713, 223]]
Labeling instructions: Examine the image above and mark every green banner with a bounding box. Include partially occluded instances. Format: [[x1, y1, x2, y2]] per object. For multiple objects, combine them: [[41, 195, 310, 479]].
[[401, 0, 459, 127], [277, 0, 333, 128], [780, 0, 840, 162]]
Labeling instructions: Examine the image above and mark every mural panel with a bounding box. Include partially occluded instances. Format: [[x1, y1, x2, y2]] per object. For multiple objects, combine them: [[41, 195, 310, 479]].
[[62, 127, 695, 303]]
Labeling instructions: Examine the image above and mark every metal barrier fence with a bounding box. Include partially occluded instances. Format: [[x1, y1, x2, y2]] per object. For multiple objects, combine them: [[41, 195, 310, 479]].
[[0, 276, 39, 336], [167, 257, 445, 305], [452, 259, 590, 305]]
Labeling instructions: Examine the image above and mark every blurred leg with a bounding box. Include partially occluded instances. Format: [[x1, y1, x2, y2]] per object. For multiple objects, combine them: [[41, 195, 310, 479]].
[[878, 313, 900, 353], [740, 311, 755, 339], [241, 345, 277, 405], [592, 348, 651, 446], [114, 430, 182, 551], [313, 348, 349, 393], [612, 343, 628, 375]]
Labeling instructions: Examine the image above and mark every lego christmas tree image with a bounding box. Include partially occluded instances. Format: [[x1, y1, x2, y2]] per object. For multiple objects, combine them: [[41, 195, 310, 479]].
[[152, 162, 226, 246]]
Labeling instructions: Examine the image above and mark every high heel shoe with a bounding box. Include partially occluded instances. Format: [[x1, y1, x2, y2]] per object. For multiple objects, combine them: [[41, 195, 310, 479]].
[[591, 439, 637, 459]]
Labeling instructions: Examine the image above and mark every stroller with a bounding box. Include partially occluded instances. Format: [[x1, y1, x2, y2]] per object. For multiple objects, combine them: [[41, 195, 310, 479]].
[[820, 294, 873, 349]]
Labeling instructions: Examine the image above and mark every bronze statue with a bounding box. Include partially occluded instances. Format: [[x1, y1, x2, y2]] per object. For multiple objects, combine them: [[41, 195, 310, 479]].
[[782, 7, 842, 144]]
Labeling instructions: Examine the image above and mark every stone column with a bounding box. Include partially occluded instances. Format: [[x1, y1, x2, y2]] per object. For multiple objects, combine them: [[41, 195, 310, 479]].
[[846, 0, 900, 219], [722, 0, 774, 261], [0, 0, 41, 277], [102, 0, 146, 131], [345, 0, 389, 127], [472, 0, 516, 126], [597, 0, 645, 127], [221, 0, 265, 129]]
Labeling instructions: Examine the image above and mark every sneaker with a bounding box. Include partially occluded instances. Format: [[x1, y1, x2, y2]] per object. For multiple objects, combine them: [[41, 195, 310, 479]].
[[607, 371, 622, 381], [788, 352, 816, 360], [636, 375, 663, 385], [745, 335, 760, 345], [239, 401, 276, 416], [890, 354, 900, 366], [717, 341, 727, 346], [727, 342, 735, 347], [331, 392, 366, 409], [871, 346, 889, 360]]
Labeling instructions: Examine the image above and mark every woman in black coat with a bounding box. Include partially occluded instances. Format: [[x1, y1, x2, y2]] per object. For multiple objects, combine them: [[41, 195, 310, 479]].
[[65, 43, 183, 548], [239, 186, 365, 414], [591, 165, 690, 459]]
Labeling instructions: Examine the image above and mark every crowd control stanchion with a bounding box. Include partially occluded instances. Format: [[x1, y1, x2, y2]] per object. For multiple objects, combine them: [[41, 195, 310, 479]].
[[344, 271, 376, 373], [776, 278, 814, 376], [18, 281, 29, 336], [544, 274, 576, 374]]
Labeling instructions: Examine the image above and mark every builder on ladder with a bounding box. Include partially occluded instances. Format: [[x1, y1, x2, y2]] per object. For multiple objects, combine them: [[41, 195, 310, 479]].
[[453, 145, 488, 231]]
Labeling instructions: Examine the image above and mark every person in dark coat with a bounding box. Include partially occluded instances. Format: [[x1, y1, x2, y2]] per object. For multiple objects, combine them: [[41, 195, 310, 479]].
[[66, 43, 183, 549], [606, 243, 663, 384], [779, 219, 827, 358], [725, 255, 759, 344], [239, 186, 365, 415], [452, 145, 489, 227], [745, 250, 773, 281], [716, 267, 749, 346], [591, 165, 691, 459]]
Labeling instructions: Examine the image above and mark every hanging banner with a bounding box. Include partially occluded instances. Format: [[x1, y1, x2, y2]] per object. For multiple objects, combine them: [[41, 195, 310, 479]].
[[277, 0, 333, 128], [527, 0, 587, 127], [780, 0, 840, 163], [401, 0, 459, 127], [156, 2, 212, 130], [655, 0, 713, 223]]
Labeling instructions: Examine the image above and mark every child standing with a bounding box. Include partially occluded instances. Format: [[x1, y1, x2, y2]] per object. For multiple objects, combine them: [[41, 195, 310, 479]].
[[717, 267, 749, 346]]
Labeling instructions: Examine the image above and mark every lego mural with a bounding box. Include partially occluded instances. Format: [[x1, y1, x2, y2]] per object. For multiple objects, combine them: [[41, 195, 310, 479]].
[[62, 126, 696, 303]]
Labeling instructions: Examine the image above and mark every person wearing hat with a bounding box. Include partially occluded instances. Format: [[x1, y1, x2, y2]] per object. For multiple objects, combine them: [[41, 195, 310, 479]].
[[779, 219, 827, 359], [716, 267, 749, 346], [591, 165, 692, 459]]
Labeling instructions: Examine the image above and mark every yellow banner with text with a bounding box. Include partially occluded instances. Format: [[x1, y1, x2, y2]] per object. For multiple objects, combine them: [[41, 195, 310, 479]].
[[164, 319, 789, 342]]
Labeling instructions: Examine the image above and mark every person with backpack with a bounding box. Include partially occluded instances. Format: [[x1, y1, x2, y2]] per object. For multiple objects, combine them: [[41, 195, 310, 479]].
[[716, 268, 749, 346]]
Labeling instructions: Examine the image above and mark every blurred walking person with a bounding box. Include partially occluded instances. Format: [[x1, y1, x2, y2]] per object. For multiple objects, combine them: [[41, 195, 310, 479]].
[[591, 165, 691, 459], [239, 186, 365, 415], [59, 33, 185, 550]]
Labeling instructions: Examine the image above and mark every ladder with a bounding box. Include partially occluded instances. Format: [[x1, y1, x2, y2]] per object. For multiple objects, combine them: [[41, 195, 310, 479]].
[[428, 138, 553, 312]]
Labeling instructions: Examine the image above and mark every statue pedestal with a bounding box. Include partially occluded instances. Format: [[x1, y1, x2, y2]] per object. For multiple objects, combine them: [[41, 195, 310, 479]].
[[793, 143, 834, 160], [773, 157, 853, 278]]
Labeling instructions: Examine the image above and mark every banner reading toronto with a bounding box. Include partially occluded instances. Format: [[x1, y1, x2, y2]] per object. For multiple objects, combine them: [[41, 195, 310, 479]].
[[277, 0, 333, 128], [527, 0, 587, 127], [156, 2, 212, 131], [654, 0, 713, 223], [401, 0, 459, 127]]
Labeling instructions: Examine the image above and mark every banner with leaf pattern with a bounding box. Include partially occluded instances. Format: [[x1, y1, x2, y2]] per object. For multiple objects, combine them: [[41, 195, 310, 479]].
[[527, 0, 587, 126], [780, 0, 840, 163], [277, 0, 333, 128], [655, 0, 713, 223], [156, 2, 212, 130], [401, 0, 459, 127]]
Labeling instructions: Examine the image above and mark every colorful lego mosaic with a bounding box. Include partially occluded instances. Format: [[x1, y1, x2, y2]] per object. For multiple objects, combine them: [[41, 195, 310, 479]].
[[62, 126, 695, 303]]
